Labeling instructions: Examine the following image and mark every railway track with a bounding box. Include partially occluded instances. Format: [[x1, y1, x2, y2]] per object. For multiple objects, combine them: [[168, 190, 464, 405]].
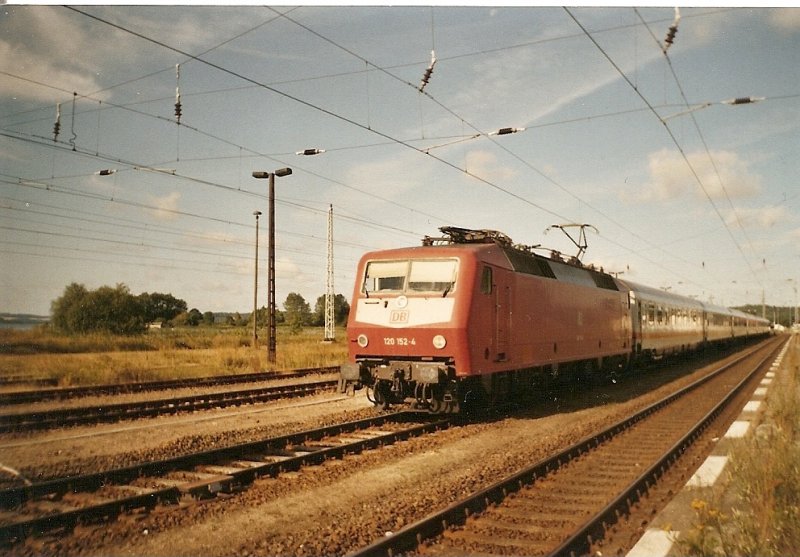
[[0, 380, 339, 433], [0, 411, 453, 546], [351, 336, 785, 557], [0, 365, 339, 405], [0, 375, 58, 388]]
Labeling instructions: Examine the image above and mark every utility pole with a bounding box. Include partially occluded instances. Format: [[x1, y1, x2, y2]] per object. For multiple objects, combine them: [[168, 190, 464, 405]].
[[252, 210, 262, 347], [252, 168, 293, 363], [324, 204, 335, 342]]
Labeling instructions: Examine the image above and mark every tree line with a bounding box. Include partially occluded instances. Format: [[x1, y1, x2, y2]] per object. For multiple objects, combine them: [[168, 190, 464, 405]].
[[50, 283, 350, 335]]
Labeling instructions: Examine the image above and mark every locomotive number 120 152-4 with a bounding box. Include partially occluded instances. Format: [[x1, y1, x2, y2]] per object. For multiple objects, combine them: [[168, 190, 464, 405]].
[[383, 337, 416, 346]]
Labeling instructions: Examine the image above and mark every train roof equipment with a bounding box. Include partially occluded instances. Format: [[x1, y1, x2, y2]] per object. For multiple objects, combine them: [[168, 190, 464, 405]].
[[419, 226, 619, 292]]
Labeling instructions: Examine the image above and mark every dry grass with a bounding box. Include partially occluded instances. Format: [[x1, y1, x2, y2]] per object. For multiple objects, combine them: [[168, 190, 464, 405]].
[[679, 344, 800, 556], [0, 327, 348, 386]]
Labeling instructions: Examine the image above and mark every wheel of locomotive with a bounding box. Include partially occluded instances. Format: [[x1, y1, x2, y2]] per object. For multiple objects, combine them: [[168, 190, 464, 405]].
[[461, 378, 490, 418], [372, 380, 392, 411]]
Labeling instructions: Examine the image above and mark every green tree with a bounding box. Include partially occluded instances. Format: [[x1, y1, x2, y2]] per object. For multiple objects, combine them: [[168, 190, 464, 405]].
[[283, 292, 311, 333], [312, 293, 351, 326], [90, 284, 147, 334], [50, 282, 90, 333], [50, 283, 146, 334], [139, 292, 187, 323], [186, 308, 203, 326], [202, 311, 215, 326]]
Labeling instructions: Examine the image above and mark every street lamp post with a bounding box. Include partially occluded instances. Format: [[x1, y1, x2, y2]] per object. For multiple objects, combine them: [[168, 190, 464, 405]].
[[252, 168, 293, 364], [252, 210, 262, 348]]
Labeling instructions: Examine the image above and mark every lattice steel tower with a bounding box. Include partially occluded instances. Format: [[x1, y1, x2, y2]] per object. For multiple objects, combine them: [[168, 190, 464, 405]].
[[324, 204, 335, 342]]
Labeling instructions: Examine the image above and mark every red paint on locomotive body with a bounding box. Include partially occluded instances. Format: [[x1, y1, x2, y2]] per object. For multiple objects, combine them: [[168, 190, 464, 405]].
[[344, 243, 492, 376], [339, 227, 772, 412]]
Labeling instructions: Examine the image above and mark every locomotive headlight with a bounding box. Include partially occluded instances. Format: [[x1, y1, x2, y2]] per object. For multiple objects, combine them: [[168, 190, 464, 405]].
[[432, 334, 447, 349], [357, 334, 369, 348]]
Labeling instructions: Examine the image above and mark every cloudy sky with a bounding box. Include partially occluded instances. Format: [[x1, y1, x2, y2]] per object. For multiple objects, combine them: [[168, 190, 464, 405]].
[[1, 5, 799, 316]]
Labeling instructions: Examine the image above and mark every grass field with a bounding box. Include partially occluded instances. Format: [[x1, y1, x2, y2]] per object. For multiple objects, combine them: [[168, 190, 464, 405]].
[[0, 326, 348, 386], [679, 340, 800, 556]]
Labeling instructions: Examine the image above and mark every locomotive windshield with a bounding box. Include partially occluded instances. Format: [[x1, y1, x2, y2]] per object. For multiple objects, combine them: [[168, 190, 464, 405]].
[[363, 258, 457, 295]]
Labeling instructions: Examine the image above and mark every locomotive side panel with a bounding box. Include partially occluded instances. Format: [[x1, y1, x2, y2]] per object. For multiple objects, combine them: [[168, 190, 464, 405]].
[[530, 255, 630, 369], [464, 258, 631, 378], [464, 263, 514, 373]]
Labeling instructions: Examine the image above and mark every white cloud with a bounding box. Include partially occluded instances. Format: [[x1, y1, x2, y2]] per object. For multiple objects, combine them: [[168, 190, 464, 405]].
[[148, 191, 181, 220], [726, 205, 787, 230], [636, 148, 761, 202], [185, 230, 239, 248], [464, 149, 518, 182], [0, 6, 263, 105], [343, 150, 428, 202], [451, 41, 622, 126], [768, 8, 800, 31], [0, 8, 112, 103], [0, 40, 105, 105]]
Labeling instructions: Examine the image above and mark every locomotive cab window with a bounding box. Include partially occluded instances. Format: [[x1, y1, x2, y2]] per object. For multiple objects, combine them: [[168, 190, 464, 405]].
[[408, 259, 457, 293], [363, 258, 458, 295], [481, 266, 493, 294], [363, 260, 407, 293]]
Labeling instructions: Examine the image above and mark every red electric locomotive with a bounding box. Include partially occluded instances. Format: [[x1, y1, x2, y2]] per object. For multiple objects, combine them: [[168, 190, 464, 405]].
[[338, 226, 771, 413]]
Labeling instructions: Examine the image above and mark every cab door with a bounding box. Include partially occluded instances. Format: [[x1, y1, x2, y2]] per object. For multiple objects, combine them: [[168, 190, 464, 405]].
[[494, 269, 511, 362], [629, 291, 642, 355]]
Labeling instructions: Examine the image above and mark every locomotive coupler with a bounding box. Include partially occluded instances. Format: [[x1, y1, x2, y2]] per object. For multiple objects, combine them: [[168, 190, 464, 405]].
[[339, 362, 373, 394], [410, 362, 449, 384]]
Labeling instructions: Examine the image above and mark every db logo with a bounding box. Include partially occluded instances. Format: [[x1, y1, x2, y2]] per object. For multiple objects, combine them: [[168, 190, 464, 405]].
[[390, 310, 409, 323]]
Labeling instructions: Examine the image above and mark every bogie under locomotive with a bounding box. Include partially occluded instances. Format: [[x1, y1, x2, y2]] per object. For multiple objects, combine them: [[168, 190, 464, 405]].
[[339, 227, 772, 413]]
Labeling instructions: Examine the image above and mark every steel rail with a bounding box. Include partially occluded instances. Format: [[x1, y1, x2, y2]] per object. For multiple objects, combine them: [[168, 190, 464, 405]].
[[349, 337, 784, 557], [0, 365, 340, 406], [547, 337, 784, 557], [0, 380, 338, 432], [0, 411, 453, 546], [0, 376, 58, 387]]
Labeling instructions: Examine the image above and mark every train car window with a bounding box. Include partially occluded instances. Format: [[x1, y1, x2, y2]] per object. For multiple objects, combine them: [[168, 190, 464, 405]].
[[589, 270, 619, 291], [501, 247, 556, 279], [408, 259, 458, 293], [363, 260, 407, 293], [481, 266, 493, 294]]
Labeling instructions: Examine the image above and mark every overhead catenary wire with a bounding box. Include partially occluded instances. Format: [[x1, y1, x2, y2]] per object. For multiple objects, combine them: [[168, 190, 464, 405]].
[[633, 7, 764, 289], [564, 7, 763, 292], [1, 8, 736, 128], [1, 168, 421, 243], [15, 6, 571, 239], [0, 194, 378, 253], [48, 5, 743, 296], [270, 7, 727, 292], [0, 69, 455, 227], [3, 5, 784, 308]]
